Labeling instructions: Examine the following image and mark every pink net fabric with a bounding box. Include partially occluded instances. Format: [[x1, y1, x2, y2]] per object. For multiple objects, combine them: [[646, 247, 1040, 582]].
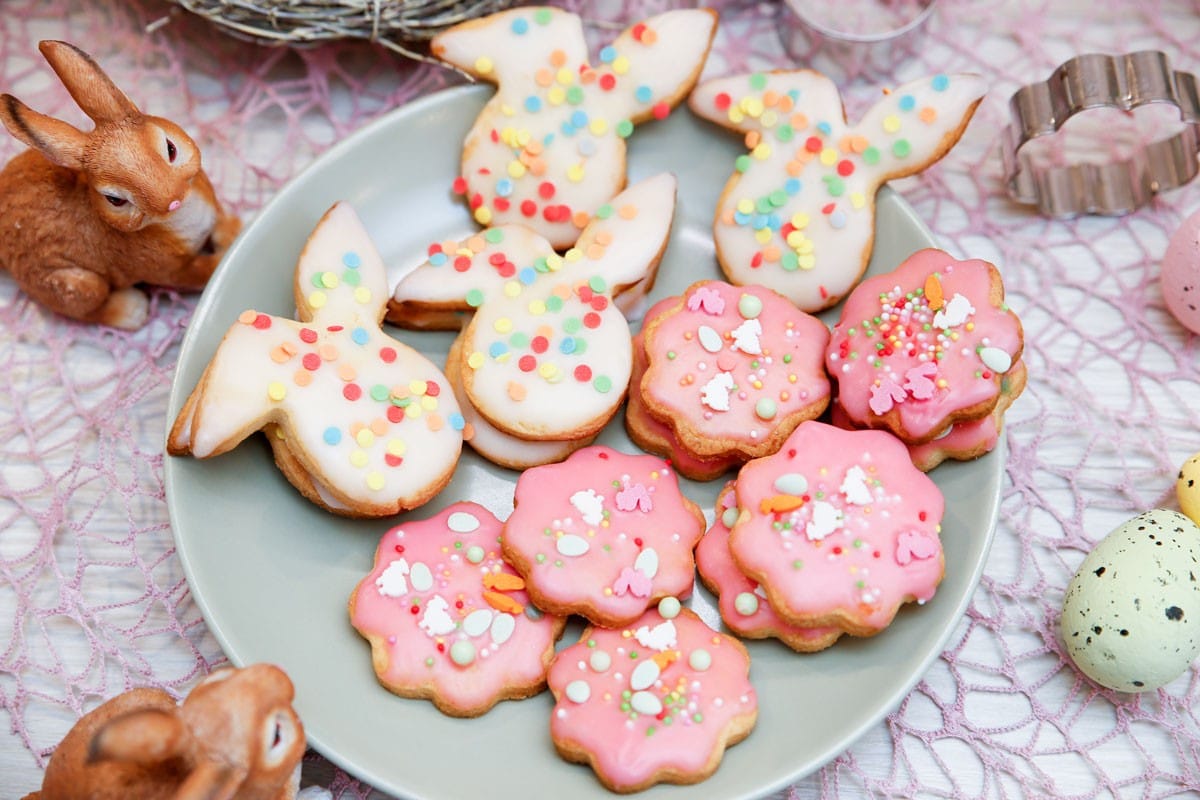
[[2, 0, 1200, 796]]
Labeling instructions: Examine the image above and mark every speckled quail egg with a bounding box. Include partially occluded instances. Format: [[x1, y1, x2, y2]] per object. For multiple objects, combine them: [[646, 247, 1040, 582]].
[[1178, 452, 1200, 526], [1060, 509, 1200, 692]]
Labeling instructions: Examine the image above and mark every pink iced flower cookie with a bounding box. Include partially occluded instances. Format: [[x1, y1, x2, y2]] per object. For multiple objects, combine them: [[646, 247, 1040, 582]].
[[729, 421, 945, 636], [349, 502, 566, 717], [696, 482, 842, 652], [636, 280, 831, 470], [548, 603, 757, 792], [826, 248, 1025, 445], [502, 446, 705, 627]]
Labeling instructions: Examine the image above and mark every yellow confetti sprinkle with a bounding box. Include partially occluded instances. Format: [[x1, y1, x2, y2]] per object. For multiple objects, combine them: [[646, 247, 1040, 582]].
[[267, 382, 286, 401], [366, 472, 385, 491], [350, 450, 368, 468], [308, 291, 327, 309]]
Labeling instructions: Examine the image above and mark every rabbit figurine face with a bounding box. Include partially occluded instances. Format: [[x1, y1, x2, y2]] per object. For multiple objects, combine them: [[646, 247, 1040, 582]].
[[28, 663, 306, 800], [0, 40, 240, 329]]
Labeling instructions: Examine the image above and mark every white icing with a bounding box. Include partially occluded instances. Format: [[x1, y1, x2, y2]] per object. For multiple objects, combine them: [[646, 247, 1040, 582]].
[[730, 318, 763, 354], [419, 595, 457, 637], [934, 293, 976, 329], [570, 489, 605, 526], [840, 465, 873, 506], [689, 72, 987, 311], [375, 559, 409, 597], [805, 500, 845, 541], [701, 372, 735, 411], [634, 620, 677, 651]]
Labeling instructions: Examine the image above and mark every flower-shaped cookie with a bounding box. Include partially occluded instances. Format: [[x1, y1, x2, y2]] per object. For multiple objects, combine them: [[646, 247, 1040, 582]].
[[826, 248, 1025, 443], [696, 482, 841, 652], [639, 280, 831, 461], [502, 446, 705, 627], [167, 202, 465, 517], [432, 6, 716, 248], [689, 71, 986, 311], [349, 503, 566, 716], [548, 604, 757, 792], [729, 421, 945, 636]]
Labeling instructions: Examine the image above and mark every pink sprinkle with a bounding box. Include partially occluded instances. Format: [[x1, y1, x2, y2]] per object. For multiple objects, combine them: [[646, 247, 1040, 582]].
[[686, 286, 726, 315], [903, 362, 938, 400], [868, 377, 906, 415], [612, 566, 652, 598], [615, 482, 653, 513], [895, 530, 939, 565]]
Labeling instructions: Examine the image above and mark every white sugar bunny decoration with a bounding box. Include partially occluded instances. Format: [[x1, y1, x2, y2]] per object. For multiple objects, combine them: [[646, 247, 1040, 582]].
[[431, 6, 715, 249], [0, 41, 240, 329], [168, 203, 465, 518], [390, 173, 677, 466], [26, 664, 305, 800], [689, 71, 986, 312]]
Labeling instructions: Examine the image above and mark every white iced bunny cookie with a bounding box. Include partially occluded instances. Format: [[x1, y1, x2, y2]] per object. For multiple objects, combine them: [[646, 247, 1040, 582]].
[[689, 71, 986, 311], [168, 203, 466, 518], [433, 6, 716, 248], [393, 173, 677, 456]]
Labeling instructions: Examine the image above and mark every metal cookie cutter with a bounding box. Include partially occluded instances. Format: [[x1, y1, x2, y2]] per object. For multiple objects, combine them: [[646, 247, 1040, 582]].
[[1003, 51, 1200, 217]]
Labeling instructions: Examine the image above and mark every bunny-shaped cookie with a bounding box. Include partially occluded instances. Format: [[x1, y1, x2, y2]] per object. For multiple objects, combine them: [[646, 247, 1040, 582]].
[[432, 7, 715, 249], [689, 71, 986, 312], [24, 664, 305, 800], [168, 202, 465, 518], [0, 41, 240, 330], [390, 173, 676, 462]]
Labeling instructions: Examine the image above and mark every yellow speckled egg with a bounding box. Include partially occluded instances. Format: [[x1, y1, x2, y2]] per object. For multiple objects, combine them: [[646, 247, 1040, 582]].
[[1061, 509, 1200, 692], [1178, 453, 1200, 526]]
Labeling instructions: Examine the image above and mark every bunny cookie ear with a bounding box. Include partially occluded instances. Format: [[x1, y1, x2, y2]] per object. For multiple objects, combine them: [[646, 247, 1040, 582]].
[[38, 41, 140, 123], [430, 7, 587, 85], [568, 172, 677, 291], [293, 202, 390, 325], [0, 94, 88, 169], [689, 70, 845, 137]]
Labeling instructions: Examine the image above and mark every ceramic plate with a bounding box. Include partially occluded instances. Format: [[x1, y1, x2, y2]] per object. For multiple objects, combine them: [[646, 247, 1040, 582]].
[[165, 84, 1001, 800]]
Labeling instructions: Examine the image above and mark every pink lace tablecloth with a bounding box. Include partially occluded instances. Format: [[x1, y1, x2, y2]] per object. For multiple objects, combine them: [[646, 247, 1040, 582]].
[[3, 0, 1200, 796]]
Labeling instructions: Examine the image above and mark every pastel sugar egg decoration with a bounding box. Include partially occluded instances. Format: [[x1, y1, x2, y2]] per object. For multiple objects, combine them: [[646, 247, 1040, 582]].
[[1178, 452, 1200, 526], [1060, 509, 1200, 692], [1161, 209, 1200, 334]]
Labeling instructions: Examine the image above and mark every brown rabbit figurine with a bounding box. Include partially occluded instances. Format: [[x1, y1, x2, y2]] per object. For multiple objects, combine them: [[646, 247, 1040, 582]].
[[0, 40, 241, 330], [23, 663, 307, 800]]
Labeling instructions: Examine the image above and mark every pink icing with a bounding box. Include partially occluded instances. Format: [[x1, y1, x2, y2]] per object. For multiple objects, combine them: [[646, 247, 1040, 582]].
[[626, 300, 741, 480], [728, 421, 945, 632], [503, 446, 704, 625], [830, 396, 1000, 470], [641, 280, 831, 457], [548, 606, 757, 791], [350, 502, 565, 713], [826, 248, 1023, 440], [695, 483, 842, 651]]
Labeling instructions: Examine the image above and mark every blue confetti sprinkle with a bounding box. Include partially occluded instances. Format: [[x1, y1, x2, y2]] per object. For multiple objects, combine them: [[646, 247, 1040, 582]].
[[511, 17, 529, 34], [489, 342, 508, 358], [898, 94, 916, 112], [817, 121, 832, 136], [323, 427, 342, 446], [733, 211, 751, 226], [785, 178, 802, 195], [571, 110, 588, 128], [496, 178, 514, 197], [599, 45, 617, 63], [559, 337, 577, 354], [830, 210, 847, 229], [429, 252, 447, 266], [342, 251, 361, 268], [635, 85, 652, 104], [932, 74, 950, 91], [519, 267, 537, 284], [351, 327, 369, 345], [524, 96, 542, 113], [449, 413, 466, 431]]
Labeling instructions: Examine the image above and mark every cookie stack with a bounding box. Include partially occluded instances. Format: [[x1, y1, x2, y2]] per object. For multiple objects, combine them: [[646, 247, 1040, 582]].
[[825, 248, 1026, 470], [626, 280, 831, 480]]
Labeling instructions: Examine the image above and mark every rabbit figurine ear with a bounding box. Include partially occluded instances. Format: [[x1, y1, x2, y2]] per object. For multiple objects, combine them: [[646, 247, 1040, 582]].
[[0, 96, 88, 169], [88, 708, 186, 766], [37, 40, 139, 123]]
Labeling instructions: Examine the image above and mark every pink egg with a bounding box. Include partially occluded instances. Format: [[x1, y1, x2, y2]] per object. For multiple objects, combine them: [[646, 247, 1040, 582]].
[[1162, 209, 1200, 335]]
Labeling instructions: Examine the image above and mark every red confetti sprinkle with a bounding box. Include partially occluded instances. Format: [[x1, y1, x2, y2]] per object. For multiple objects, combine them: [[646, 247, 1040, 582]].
[[451, 177, 468, 195], [822, 203, 836, 215], [577, 286, 594, 303], [530, 336, 549, 354], [520, 200, 537, 217], [573, 365, 592, 381], [714, 92, 731, 111], [385, 454, 403, 467], [379, 347, 397, 363], [253, 314, 271, 330], [583, 312, 602, 328], [469, 193, 484, 210], [652, 102, 670, 120], [327, 325, 344, 332], [780, 222, 795, 238], [750, 252, 763, 268], [518, 355, 537, 372], [590, 296, 608, 311], [454, 256, 472, 272], [498, 262, 516, 278], [302, 353, 321, 371], [488, 253, 506, 266], [632, 22, 646, 40], [428, 243, 444, 256], [494, 197, 510, 212], [394, 544, 405, 553], [343, 384, 362, 401], [873, 550, 881, 558], [538, 181, 556, 199], [489, 129, 499, 143], [837, 159, 855, 177], [425, 381, 440, 397], [299, 328, 318, 344], [599, 74, 616, 91], [387, 406, 404, 423]]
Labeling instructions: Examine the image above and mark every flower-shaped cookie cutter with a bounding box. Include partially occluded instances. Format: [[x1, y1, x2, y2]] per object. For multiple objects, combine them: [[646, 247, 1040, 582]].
[[1002, 51, 1200, 217]]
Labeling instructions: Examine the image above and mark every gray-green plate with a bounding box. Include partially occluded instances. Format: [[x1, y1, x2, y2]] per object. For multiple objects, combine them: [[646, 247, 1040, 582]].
[[165, 84, 1000, 800]]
